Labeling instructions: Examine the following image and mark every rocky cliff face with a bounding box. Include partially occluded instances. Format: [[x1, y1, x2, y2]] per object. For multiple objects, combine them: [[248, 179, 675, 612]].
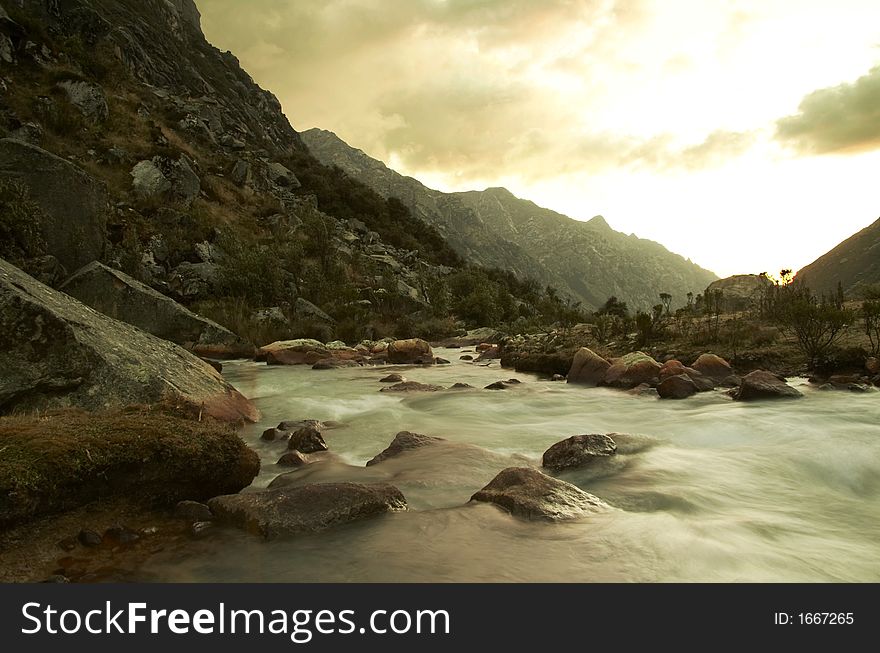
[[796, 218, 880, 298], [704, 274, 773, 312], [302, 129, 717, 311]]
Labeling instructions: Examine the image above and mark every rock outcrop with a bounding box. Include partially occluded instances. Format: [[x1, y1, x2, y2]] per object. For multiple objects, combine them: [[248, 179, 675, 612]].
[[208, 483, 407, 539], [470, 467, 610, 521], [0, 258, 258, 421], [704, 274, 773, 312], [0, 139, 107, 272], [60, 261, 251, 356]]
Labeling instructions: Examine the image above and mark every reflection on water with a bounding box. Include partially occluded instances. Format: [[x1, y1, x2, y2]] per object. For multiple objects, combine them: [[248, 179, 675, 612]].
[[146, 351, 880, 582]]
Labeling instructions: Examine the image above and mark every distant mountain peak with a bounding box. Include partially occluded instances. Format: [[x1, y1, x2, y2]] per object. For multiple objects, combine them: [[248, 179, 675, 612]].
[[588, 215, 610, 229]]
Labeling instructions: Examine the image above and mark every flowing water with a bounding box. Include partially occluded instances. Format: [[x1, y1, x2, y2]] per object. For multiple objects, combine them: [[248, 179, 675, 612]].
[[145, 350, 880, 582]]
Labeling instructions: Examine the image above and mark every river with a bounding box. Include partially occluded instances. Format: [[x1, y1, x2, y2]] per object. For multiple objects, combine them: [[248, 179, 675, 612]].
[[142, 350, 880, 582]]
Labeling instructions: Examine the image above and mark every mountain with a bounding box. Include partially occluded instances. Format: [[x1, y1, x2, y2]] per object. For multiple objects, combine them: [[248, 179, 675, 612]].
[[796, 218, 880, 298], [302, 128, 718, 310]]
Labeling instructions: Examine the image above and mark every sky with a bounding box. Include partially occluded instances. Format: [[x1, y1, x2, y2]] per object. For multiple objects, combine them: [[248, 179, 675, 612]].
[[199, 0, 880, 278]]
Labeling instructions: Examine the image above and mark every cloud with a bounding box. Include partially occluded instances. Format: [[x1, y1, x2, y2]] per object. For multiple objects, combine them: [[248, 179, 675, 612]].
[[776, 65, 880, 154], [199, 0, 755, 182]]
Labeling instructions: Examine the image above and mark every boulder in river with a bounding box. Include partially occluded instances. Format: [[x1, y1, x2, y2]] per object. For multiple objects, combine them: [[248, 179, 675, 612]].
[[379, 373, 405, 383], [207, 483, 407, 539], [657, 374, 698, 399], [174, 501, 213, 522], [287, 425, 328, 453], [470, 467, 610, 521], [60, 262, 252, 356], [603, 351, 661, 389], [277, 451, 310, 468], [731, 370, 803, 401], [386, 338, 433, 364], [0, 258, 258, 421], [542, 434, 617, 471], [366, 431, 446, 466], [258, 339, 329, 365], [566, 347, 610, 386], [379, 381, 444, 393]]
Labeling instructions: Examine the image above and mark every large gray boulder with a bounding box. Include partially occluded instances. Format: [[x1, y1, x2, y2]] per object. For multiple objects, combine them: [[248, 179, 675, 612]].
[[130, 156, 200, 207], [60, 262, 252, 356], [470, 467, 610, 521], [0, 139, 107, 272], [542, 434, 617, 471], [208, 483, 407, 539], [56, 80, 109, 124], [0, 258, 258, 421]]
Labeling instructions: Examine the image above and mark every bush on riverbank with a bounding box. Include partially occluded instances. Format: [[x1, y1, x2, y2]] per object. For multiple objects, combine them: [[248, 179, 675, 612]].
[[0, 406, 260, 527]]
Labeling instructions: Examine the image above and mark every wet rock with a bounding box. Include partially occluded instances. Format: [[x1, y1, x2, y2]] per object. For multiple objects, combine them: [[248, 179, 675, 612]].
[[542, 434, 617, 471], [387, 338, 433, 364], [485, 379, 521, 390], [208, 483, 407, 539], [0, 258, 259, 421], [459, 355, 474, 361], [603, 352, 661, 389], [731, 370, 803, 401], [190, 521, 214, 538], [657, 374, 698, 400], [174, 500, 213, 522], [627, 383, 658, 397], [718, 374, 742, 388], [450, 382, 474, 389], [277, 451, 309, 467], [287, 425, 327, 454], [259, 339, 329, 365], [277, 419, 323, 431], [312, 358, 361, 369], [61, 262, 250, 354], [379, 381, 444, 393], [104, 525, 141, 544], [435, 357, 451, 365], [691, 353, 733, 383], [366, 431, 446, 466], [551, 374, 566, 382], [566, 347, 610, 386], [0, 139, 108, 272], [77, 530, 102, 547], [261, 427, 288, 442], [379, 373, 405, 383], [470, 467, 609, 521]]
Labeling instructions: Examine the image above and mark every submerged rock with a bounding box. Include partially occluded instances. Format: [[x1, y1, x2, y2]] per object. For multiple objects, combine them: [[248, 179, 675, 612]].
[[566, 347, 610, 386], [731, 370, 803, 401], [470, 467, 609, 521], [542, 434, 617, 471], [287, 425, 327, 454], [208, 483, 407, 539], [379, 381, 444, 393], [366, 431, 446, 466], [0, 258, 259, 421], [379, 373, 405, 383], [277, 451, 310, 467]]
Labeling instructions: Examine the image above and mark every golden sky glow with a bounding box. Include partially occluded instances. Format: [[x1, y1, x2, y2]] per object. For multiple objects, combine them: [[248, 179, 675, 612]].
[[200, 0, 880, 277]]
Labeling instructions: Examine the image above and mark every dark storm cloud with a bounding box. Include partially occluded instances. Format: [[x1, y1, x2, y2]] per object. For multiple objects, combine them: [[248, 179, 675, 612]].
[[776, 65, 880, 154]]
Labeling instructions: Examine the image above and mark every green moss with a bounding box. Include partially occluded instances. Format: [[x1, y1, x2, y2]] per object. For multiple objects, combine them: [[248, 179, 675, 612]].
[[0, 406, 259, 527]]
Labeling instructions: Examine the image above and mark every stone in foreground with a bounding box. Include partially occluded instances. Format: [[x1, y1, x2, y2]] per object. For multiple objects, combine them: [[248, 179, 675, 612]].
[[208, 483, 407, 539], [470, 467, 610, 521], [542, 434, 617, 471], [366, 431, 446, 466], [731, 370, 803, 401], [0, 258, 258, 421]]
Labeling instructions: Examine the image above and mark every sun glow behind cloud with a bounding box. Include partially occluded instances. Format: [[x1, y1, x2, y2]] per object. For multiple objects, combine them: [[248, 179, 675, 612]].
[[200, 0, 880, 277]]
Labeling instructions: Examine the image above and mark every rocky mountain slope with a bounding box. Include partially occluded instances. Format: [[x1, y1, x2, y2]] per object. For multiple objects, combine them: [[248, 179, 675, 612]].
[[795, 217, 880, 298], [302, 128, 718, 310]]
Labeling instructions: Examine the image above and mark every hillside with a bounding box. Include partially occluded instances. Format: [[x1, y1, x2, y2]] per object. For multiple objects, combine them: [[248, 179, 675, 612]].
[[302, 128, 718, 310], [0, 0, 581, 343], [796, 217, 880, 298]]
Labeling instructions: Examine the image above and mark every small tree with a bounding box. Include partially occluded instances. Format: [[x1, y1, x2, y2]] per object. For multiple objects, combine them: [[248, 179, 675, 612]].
[[864, 300, 880, 357], [776, 299, 854, 368], [659, 292, 672, 316]]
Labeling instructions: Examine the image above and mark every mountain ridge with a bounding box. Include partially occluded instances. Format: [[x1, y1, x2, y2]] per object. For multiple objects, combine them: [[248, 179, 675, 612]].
[[796, 217, 880, 298], [302, 127, 718, 310]]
